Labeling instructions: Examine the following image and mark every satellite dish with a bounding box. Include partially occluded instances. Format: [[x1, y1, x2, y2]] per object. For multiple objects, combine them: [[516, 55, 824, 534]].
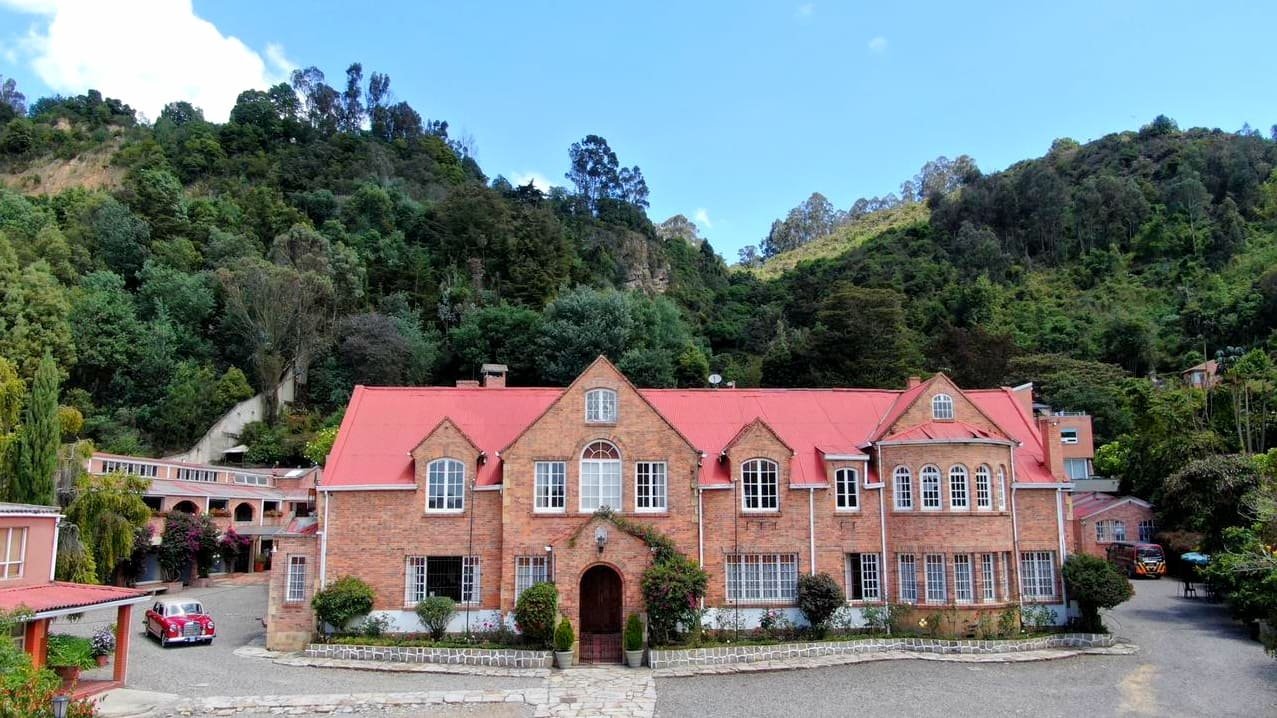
[[708, 374, 722, 386]]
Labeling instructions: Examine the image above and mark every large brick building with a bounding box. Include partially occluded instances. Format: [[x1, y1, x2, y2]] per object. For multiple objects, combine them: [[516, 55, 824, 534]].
[[267, 358, 1080, 655]]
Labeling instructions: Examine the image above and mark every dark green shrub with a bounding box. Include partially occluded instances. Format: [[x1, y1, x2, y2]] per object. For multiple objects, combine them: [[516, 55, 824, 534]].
[[1063, 554, 1133, 632], [46, 634, 94, 669], [514, 582, 558, 647], [311, 576, 375, 633], [797, 572, 845, 635], [554, 617, 575, 652], [624, 613, 644, 651], [640, 554, 708, 645], [415, 596, 456, 640]]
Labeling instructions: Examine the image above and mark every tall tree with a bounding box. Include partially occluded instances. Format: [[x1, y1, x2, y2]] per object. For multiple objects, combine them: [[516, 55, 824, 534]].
[[7, 354, 60, 505], [65, 472, 152, 583], [340, 63, 365, 133]]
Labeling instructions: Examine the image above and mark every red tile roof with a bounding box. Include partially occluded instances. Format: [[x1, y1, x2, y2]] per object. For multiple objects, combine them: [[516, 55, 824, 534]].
[[0, 582, 148, 616]]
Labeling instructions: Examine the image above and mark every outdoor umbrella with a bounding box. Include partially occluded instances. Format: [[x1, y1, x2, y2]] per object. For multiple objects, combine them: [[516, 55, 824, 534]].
[[1180, 552, 1210, 566]]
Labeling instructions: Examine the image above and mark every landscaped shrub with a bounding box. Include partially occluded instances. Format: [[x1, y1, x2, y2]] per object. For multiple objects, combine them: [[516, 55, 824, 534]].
[[624, 613, 645, 651], [46, 634, 94, 669], [554, 617, 575, 652], [358, 614, 392, 637], [797, 572, 845, 635], [1019, 604, 1057, 632], [312, 576, 375, 633], [1, 613, 96, 718], [640, 554, 708, 645], [415, 596, 457, 640], [514, 582, 558, 647], [1063, 553, 1133, 632], [90, 626, 116, 658], [157, 511, 220, 582]]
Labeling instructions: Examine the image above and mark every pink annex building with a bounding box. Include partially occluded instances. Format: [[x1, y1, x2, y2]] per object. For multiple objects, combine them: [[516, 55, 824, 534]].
[[267, 359, 1093, 657]]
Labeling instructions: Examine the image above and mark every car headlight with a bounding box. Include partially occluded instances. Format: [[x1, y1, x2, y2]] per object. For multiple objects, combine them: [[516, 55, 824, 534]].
[[207, 622, 215, 632]]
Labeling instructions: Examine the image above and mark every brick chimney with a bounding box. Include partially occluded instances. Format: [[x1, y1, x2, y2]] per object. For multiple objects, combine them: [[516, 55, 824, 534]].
[[480, 363, 508, 388], [1037, 416, 1065, 479], [455, 379, 480, 388], [907, 376, 922, 389]]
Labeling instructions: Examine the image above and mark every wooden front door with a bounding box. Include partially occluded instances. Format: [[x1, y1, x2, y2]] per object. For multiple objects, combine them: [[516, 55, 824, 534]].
[[579, 564, 622, 663]]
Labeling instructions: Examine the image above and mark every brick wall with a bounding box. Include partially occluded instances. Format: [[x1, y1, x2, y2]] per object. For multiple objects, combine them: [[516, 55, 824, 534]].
[[1074, 501, 1156, 558], [266, 534, 318, 650]]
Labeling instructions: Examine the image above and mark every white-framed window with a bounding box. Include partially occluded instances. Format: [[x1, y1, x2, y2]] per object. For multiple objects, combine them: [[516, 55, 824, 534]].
[[1019, 551, 1057, 600], [1113, 520, 1127, 542], [635, 461, 667, 512], [177, 468, 217, 482], [924, 554, 947, 604], [932, 393, 954, 420], [999, 552, 1010, 600], [980, 553, 997, 603], [1064, 458, 1090, 481], [893, 466, 913, 510], [954, 554, 973, 603], [101, 459, 159, 478], [585, 388, 618, 423], [726, 553, 798, 603], [845, 552, 880, 601], [996, 466, 1007, 511], [234, 472, 271, 486], [920, 465, 942, 510], [426, 458, 465, 512], [286, 555, 306, 602], [974, 465, 992, 509], [741, 458, 779, 512], [1096, 519, 1127, 543], [1139, 520, 1155, 543], [580, 441, 621, 511], [898, 554, 918, 603], [405, 555, 479, 605], [1060, 428, 1079, 445], [534, 461, 566, 512], [514, 556, 550, 601], [1, 527, 26, 580], [949, 465, 969, 510], [835, 468, 859, 510]]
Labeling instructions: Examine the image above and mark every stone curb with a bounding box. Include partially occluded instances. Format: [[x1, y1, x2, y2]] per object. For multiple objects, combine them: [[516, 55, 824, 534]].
[[170, 688, 540, 716], [304, 643, 553, 669], [274, 653, 552, 678]]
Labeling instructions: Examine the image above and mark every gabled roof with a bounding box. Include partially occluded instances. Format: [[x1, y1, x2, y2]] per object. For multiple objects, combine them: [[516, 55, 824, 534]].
[[412, 417, 483, 456], [0, 582, 148, 618], [722, 417, 794, 455], [0, 502, 60, 515], [967, 387, 1056, 484], [1072, 492, 1153, 520], [879, 420, 1014, 444]]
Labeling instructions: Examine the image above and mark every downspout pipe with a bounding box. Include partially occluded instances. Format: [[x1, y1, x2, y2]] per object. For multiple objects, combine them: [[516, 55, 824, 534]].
[[319, 490, 330, 587], [1009, 446, 1023, 614], [807, 487, 816, 575], [1056, 487, 1069, 622], [51, 516, 61, 581]]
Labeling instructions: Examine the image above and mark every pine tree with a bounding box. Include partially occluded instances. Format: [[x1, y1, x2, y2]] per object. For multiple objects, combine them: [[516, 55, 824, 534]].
[[8, 354, 60, 505]]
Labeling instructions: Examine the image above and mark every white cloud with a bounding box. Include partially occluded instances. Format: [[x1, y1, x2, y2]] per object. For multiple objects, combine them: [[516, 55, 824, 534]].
[[0, 0, 293, 121], [795, 3, 815, 19], [511, 171, 552, 192], [867, 36, 888, 54], [693, 208, 713, 230]]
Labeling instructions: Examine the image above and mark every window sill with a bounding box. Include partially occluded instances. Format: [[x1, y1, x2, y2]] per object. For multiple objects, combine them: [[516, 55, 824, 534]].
[[741, 509, 781, 515], [834, 508, 862, 514], [532, 509, 567, 516], [584, 421, 618, 427], [423, 510, 465, 516], [634, 510, 670, 516]]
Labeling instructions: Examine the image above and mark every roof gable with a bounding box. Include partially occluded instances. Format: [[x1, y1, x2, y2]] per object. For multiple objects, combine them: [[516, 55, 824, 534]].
[[411, 417, 482, 458], [871, 374, 1016, 444]]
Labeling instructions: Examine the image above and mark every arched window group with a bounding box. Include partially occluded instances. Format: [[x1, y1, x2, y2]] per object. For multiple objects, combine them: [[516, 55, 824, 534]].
[[579, 440, 621, 511], [893, 463, 1005, 512]]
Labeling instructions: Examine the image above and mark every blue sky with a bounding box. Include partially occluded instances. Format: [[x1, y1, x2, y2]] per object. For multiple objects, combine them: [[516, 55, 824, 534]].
[[1, 1, 1274, 257]]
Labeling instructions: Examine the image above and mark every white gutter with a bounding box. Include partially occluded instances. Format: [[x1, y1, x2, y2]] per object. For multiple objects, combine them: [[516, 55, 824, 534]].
[[50, 516, 61, 581], [0, 512, 64, 519], [697, 488, 704, 569], [876, 443, 888, 598], [31, 595, 151, 621], [821, 453, 871, 461], [1056, 487, 1069, 613], [1009, 445, 1023, 613], [875, 438, 1018, 448], [807, 488, 816, 574], [319, 490, 331, 587], [472, 485, 503, 492], [1013, 482, 1074, 490]]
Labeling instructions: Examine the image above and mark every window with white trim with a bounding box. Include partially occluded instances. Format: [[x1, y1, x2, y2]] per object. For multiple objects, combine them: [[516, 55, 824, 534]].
[[980, 553, 997, 602], [954, 554, 973, 603], [932, 393, 954, 420], [725, 553, 798, 603], [1113, 520, 1127, 542], [177, 468, 217, 482], [845, 553, 880, 601], [286, 556, 306, 602], [1019, 551, 1057, 600], [635, 461, 667, 512], [514, 556, 550, 601], [741, 459, 779, 512], [835, 468, 859, 510], [426, 458, 465, 512], [101, 459, 159, 477], [405, 556, 479, 605], [949, 465, 969, 509], [974, 465, 992, 509], [1, 527, 26, 580], [920, 465, 941, 509], [999, 552, 1010, 600], [1060, 428, 1079, 445], [580, 442, 621, 511], [1064, 458, 1090, 480], [996, 466, 1007, 511], [898, 554, 918, 603], [924, 554, 947, 603], [1138, 520, 1155, 543], [1096, 519, 1127, 543], [585, 388, 618, 423], [534, 461, 566, 512], [234, 472, 271, 486], [893, 466, 913, 510]]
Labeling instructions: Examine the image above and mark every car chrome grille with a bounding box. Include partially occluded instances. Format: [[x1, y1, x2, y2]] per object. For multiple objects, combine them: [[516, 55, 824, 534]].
[[182, 622, 202, 637]]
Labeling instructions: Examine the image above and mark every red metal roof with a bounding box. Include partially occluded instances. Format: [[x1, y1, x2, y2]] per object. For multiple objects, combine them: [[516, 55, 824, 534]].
[[1072, 492, 1152, 519], [0, 582, 148, 615], [880, 420, 1009, 443]]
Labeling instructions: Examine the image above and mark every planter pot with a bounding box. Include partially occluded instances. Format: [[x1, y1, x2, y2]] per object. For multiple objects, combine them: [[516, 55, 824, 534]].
[[253, 562, 265, 572], [94, 654, 109, 667], [625, 648, 644, 668], [52, 665, 81, 683], [193, 577, 212, 588], [554, 650, 574, 668], [163, 580, 183, 594]]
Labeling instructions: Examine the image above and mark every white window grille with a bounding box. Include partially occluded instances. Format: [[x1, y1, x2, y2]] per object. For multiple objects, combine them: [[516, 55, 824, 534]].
[[580, 442, 621, 511], [996, 466, 1007, 511], [534, 461, 566, 512], [920, 465, 942, 510], [741, 459, 779, 511], [954, 554, 973, 603], [426, 458, 465, 512], [405, 556, 479, 605], [0, 528, 26, 580], [893, 466, 913, 510], [949, 465, 969, 509], [585, 388, 618, 423], [1019, 551, 1057, 600], [898, 554, 918, 603], [635, 462, 667, 511], [515, 556, 549, 600], [286, 556, 306, 602], [1138, 520, 1155, 542], [980, 553, 997, 602], [101, 460, 159, 478], [932, 394, 954, 420], [845, 553, 880, 601], [974, 465, 992, 509], [925, 554, 947, 604], [835, 468, 859, 510], [726, 553, 798, 603]]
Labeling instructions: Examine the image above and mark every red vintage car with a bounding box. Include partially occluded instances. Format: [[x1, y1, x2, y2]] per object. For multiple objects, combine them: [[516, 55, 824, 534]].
[[145, 599, 216, 647]]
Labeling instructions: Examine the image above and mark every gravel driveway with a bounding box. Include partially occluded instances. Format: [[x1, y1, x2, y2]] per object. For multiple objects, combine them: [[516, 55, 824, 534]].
[[655, 578, 1277, 717]]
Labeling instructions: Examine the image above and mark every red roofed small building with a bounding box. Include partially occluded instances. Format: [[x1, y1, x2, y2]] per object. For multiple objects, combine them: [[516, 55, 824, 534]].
[[267, 359, 1077, 657], [1070, 493, 1157, 558]]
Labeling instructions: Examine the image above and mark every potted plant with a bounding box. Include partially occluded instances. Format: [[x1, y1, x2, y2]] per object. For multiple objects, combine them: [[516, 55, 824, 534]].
[[553, 617, 574, 669], [254, 552, 268, 572], [90, 626, 116, 667], [623, 613, 645, 667], [47, 634, 94, 682]]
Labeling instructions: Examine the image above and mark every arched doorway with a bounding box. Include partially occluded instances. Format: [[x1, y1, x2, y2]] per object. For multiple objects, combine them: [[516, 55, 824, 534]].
[[578, 564, 622, 663]]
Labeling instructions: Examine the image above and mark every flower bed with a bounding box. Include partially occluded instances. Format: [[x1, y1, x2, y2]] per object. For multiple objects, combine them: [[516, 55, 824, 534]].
[[305, 642, 552, 669], [648, 633, 1116, 669]]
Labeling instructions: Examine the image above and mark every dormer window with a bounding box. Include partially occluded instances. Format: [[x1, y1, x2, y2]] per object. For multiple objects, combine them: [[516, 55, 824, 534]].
[[426, 458, 465, 512], [931, 393, 954, 420], [585, 388, 618, 423]]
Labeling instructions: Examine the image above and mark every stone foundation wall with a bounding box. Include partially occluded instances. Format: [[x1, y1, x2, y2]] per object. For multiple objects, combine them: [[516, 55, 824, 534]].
[[305, 643, 552, 668], [648, 633, 1115, 669]]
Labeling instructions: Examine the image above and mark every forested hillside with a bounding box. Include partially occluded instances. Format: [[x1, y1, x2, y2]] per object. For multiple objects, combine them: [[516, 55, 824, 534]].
[[0, 67, 1275, 502]]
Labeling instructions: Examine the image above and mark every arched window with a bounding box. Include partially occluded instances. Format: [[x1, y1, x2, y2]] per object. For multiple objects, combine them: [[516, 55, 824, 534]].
[[234, 502, 254, 522], [931, 394, 954, 420], [893, 466, 913, 510], [426, 458, 465, 512], [741, 459, 779, 511], [974, 465, 992, 509], [172, 500, 199, 515], [996, 466, 1007, 511], [585, 388, 618, 423], [580, 441, 621, 511], [835, 468, 859, 510], [949, 465, 969, 509], [920, 465, 942, 509]]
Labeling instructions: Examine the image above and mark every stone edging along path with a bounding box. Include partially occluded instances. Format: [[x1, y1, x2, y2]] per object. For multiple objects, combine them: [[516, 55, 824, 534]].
[[304, 642, 553, 669]]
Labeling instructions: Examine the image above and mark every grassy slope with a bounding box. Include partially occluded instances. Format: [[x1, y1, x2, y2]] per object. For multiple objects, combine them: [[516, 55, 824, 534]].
[[745, 202, 929, 279]]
